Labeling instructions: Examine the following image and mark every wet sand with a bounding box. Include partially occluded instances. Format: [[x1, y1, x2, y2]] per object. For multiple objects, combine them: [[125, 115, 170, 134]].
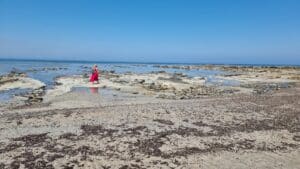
[[0, 65, 300, 169]]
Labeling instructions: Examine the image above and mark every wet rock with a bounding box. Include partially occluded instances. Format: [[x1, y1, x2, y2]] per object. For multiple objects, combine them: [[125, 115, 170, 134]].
[[157, 76, 186, 84], [0, 77, 19, 85], [9, 68, 27, 77], [113, 79, 130, 84], [0, 70, 28, 85], [150, 70, 167, 74], [146, 82, 169, 91], [173, 72, 187, 77], [152, 65, 193, 70], [134, 79, 145, 84], [24, 86, 46, 105], [40, 67, 67, 71], [124, 71, 133, 75], [82, 73, 89, 78], [81, 65, 89, 69], [55, 81, 63, 86]]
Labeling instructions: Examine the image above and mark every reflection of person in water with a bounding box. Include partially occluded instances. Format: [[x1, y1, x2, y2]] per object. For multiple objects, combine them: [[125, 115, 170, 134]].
[[90, 87, 99, 94], [90, 65, 99, 84]]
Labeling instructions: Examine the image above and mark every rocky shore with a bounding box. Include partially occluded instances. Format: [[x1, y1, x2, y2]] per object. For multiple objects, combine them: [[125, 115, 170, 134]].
[[44, 64, 300, 102], [0, 64, 300, 168], [0, 71, 46, 109]]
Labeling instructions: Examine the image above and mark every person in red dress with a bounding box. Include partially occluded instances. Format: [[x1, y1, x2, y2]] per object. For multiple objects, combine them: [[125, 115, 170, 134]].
[[90, 65, 99, 84]]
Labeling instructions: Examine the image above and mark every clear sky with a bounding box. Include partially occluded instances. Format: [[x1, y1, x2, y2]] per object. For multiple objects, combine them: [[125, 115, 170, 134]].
[[0, 0, 299, 64]]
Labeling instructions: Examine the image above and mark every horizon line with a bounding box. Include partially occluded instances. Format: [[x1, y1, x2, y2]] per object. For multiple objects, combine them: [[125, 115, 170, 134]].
[[0, 57, 299, 67]]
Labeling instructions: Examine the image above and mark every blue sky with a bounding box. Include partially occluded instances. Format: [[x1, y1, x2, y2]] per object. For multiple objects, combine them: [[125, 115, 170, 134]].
[[0, 0, 300, 64]]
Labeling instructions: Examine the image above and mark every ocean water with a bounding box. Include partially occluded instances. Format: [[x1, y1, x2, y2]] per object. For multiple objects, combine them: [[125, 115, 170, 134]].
[[0, 59, 237, 101]]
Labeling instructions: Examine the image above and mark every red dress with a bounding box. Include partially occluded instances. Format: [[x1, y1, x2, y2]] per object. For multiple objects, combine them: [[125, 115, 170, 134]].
[[90, 69, 99, 82]]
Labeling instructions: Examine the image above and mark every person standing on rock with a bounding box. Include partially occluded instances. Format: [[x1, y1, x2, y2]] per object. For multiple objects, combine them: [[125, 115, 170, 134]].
[[90, 65, 99, 84]]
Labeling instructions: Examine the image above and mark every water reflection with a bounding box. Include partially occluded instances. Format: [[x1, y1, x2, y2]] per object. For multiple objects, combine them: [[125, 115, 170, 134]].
[[89, 87, 99, 94], [71, 87, 99, 94]]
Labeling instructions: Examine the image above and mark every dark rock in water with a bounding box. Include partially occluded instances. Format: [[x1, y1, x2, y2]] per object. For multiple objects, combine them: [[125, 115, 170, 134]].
[[8, 68, 27, 77], [21, 86, 46, 105], [173, 72, 187, 77], [132, 91, 139, 94], [223, 73, 243, 77], [82, 73, 89, 79], [81, 65, 89, 69], [124, 71, 133, 75], [151, 70, 167, 74], [0, 70, 28, 86], [28, 67, 68, 72], [158, 76, 187, 84], [27, 68, 38, 73], [55, 81, 63, 86]]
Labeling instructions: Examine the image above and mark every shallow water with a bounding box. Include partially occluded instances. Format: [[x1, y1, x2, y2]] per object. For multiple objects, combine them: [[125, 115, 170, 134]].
[[0, 60, 238, 102], [0, 60, 230, 87], [0, 88, 32, 102], [71, 87, 139, 101]]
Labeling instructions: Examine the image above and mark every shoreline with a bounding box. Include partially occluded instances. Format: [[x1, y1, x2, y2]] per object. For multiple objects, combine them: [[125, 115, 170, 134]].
[[0, 64, 300, 168], [1, 63, 299, 109]]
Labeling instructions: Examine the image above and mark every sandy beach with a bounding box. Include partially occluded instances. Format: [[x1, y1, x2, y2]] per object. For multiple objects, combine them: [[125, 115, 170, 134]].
[[0, 64, 300, 169]]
